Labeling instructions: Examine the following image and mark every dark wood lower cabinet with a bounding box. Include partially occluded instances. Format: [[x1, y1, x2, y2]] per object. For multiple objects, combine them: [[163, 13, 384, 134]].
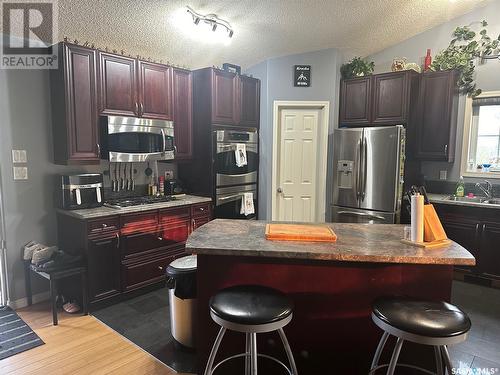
[[122, 252, 173, 292], [87, 233, 121, 302], [435, 203, 500, 281], [439, 216, 479, 273], [479, 222, 500, 278], [57, 202, 212, 309]]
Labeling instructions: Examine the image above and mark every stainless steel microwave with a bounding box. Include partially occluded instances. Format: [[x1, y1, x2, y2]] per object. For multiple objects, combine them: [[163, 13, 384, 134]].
[[100, 116, 175, 162]]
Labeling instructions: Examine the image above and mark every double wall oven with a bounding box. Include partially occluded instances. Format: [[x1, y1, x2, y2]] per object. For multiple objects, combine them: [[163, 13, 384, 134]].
[[213, 129, 258, 219]]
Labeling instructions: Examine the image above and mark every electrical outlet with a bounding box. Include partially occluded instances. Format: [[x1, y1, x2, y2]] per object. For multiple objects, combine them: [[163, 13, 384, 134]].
[[439, 170, 447, 180], [165, 170, 174, 180], [12, 149, 27, 163], [13, 166, 28, 180]]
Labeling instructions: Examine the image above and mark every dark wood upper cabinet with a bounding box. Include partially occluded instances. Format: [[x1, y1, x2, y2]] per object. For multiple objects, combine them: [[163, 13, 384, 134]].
[[239, 75, 260, 127], [415, 70, 458, 162], [372, 71, 411, 125], [173, 68, 193, 159], [193, 67, 260, 130], [138, 61, 173, 120], [339, 70, 458, 162], [50, 43, 100, 165], [98, 52, 138, 117], [339, 77, 372, 126], [211, 69, 238, 124]]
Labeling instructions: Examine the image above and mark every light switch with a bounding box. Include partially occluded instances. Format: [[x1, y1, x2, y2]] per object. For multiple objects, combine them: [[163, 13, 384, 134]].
[[13, 167, 28, 180], [12, 150, 27, 163]]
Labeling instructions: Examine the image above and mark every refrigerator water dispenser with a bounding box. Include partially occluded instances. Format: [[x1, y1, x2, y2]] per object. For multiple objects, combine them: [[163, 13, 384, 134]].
[[337, 160, 354, 189]]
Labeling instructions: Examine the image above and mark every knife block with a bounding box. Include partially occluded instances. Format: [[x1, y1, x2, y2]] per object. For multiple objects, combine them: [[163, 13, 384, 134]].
[[423, 204, 447, 242]]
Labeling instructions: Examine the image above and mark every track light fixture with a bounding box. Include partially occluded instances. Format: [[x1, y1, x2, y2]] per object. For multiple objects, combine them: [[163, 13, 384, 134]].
[[186, 6, 234, 38]]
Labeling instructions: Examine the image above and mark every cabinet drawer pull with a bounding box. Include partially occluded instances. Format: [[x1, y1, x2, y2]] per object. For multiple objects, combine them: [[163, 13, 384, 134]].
[[158, 266, 163, 271], [116, 233, 120, 249], [158, 236, 163, 241], [102, 223, 108, 228], [199, 207, 205, 211]]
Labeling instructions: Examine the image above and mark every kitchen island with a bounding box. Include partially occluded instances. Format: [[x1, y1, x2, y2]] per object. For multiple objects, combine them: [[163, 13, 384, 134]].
[[186, 219, 475, 374]]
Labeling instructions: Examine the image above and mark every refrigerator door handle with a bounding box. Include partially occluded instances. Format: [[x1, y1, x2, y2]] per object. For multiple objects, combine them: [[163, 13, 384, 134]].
[[361, 136, 367, 201], [354, 138, 361, 201], [337, 210, 386, 221]]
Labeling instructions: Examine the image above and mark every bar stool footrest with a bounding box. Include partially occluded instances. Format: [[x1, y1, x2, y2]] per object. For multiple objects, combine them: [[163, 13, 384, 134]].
[[369, 363, 439, 375], [212, 352, 293, 375]]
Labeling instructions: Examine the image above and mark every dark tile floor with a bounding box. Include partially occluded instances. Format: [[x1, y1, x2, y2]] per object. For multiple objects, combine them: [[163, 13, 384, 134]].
[[92, 287, 197, 374], [449, 281, 500, 375], [92, 281, 500, 375]]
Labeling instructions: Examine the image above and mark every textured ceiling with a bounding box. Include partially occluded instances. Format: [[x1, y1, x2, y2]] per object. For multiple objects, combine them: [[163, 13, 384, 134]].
[[58, 0, 490, 69]]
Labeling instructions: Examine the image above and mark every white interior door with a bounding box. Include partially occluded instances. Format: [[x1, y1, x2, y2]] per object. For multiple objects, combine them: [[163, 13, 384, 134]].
[[276, 109, 320, 222]]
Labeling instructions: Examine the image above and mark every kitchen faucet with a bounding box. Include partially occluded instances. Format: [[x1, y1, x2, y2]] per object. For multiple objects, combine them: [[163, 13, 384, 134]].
[[475, 180, 493, 199]]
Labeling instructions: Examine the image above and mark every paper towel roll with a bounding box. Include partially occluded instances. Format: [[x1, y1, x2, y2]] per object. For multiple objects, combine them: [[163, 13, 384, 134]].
[[411, 193, 424, 243]]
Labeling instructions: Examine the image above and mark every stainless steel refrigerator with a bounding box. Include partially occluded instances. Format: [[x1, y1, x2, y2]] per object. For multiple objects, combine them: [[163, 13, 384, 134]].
[[332, 125, 405, 224]]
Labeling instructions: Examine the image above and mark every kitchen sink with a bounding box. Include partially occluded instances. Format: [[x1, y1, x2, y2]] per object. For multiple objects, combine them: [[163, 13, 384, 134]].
[[445, 196, 488, 203], [485, 198, 500, 205], [444, 195, 500, 206]]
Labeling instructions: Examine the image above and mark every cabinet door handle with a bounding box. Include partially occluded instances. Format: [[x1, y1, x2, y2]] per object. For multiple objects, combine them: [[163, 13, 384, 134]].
[[158, 236, 163, 241], [97, 143, 101, 157], [140, 102, 144, 116], [158, 266, 164, 271], [135, 102, 139, 115], [444, 144, 448, 155], [115, 233, 120, 249], [102, 223, 108, 228]]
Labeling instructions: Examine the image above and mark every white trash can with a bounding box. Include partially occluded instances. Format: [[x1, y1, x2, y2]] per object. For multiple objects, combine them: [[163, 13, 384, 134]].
[[166, 255, 197, 348]]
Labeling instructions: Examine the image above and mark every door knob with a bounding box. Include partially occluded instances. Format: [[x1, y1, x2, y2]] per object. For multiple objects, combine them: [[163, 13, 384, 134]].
[[277, 187, 283, 193]]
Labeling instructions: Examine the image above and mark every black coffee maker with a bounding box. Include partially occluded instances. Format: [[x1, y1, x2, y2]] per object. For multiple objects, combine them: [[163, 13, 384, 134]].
[[60, 174, 104, 209]]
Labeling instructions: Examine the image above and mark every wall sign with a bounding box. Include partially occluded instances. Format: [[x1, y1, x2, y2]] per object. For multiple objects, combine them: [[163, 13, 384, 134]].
[[293, 65, 311, 87]]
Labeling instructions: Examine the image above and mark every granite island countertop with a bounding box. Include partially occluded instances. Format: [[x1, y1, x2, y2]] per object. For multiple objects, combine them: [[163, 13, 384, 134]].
[[57, 195, 212, 219], [186, 219, 475, 266]]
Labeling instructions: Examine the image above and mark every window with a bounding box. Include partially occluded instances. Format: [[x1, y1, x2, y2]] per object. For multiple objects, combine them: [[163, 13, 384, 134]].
[[461, 91, 500, 178]]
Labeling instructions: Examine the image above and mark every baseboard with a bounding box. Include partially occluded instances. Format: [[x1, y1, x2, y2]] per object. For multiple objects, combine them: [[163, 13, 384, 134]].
[[9, 291, 50, 309]]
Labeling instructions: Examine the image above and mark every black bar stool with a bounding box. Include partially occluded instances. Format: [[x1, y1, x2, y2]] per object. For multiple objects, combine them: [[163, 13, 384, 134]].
[[204, 285, 298, 375], [369, 297, 471, 375]]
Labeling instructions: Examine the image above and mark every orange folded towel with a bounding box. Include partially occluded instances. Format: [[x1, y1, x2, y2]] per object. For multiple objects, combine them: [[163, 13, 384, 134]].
[[265, 224, 337, 242]]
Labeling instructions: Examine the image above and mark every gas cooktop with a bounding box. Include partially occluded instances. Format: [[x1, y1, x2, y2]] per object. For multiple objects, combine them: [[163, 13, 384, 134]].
[[104, 195, 176, 209]]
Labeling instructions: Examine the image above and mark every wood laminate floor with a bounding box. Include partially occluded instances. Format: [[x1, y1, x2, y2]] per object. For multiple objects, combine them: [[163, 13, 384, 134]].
[[0, 302, 183, 375]]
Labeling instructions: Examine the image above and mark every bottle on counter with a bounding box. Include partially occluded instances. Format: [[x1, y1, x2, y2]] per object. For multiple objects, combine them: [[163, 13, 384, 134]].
[[424, 49, 432, 71], [456, 176, 465, 197], [159, 176, 165, 196], [149, 172, 158, 196]]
